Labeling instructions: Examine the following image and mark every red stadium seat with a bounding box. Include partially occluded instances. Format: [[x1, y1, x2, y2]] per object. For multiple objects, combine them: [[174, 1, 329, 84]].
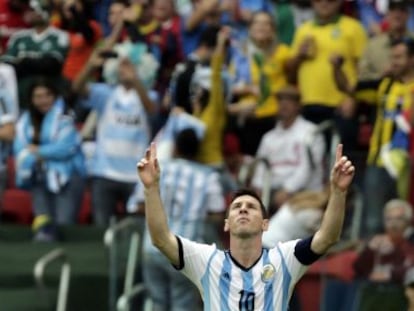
[[78, 190, 92, 224], [6, 157, 16, 189], [1, 189, 32, 224]]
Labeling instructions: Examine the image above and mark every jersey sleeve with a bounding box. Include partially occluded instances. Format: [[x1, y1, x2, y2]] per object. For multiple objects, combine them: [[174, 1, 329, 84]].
[[274, 239, 310, 284], [176, 236, 217, 286]]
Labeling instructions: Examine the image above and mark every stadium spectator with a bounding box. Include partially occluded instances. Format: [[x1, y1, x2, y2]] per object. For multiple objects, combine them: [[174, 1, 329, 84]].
[[72, 48, 157, 226], [354, 199, 414, 283], [168, 24, 219, 114], [334, 38, 414, 237], [228, 11, 290, 155], [175, 26, 229, 166], [251, 85, 326, 212], [52, 0, 103, 81], [287, 0, 367, 152], [1, 0, 69, 109], [353, 199, 414, 310], [14, 78, 86, 240]]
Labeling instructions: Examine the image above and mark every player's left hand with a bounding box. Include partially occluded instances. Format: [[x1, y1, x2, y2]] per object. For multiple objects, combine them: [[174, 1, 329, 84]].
[[330, 144, 355, 193]]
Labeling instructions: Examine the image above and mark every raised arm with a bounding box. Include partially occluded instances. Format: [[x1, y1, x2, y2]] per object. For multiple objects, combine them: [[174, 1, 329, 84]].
[[137, 143, 179, 265], [311, 144, 355, 254], [72, 49, 105, 97]]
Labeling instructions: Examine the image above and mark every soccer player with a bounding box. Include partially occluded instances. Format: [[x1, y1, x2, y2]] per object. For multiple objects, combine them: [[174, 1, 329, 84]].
[[137, 143, 355, 310]]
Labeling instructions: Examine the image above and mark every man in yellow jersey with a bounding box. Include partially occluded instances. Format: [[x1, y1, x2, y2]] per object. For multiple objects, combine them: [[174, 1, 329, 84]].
[[287, 0, 367, 151], [334, 38, 414, 237]]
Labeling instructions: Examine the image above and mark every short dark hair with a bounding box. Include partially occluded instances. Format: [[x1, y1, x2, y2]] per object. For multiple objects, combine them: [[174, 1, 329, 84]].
[[174, 128, 200, 159], [197, 25, 220, 49], [227, 188, 268, 219]]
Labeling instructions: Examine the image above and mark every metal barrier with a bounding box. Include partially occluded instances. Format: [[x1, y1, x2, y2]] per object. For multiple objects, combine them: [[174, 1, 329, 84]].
[[33, 248, 71, 311], [104, 217, 145, 311]]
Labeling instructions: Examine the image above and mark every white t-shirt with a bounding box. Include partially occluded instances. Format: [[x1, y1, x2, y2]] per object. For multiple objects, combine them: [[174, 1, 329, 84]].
[[262, 204, 323, 248], [177, 237, 308, 311]]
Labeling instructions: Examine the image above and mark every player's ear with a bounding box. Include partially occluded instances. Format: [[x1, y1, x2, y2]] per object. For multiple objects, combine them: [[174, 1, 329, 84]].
[[224, 219, 229, 232], [262, 219, 269, 232]]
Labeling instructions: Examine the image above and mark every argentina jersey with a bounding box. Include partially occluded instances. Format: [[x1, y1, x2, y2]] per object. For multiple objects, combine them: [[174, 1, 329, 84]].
[[176, 237, 308, 311], [82, 83, 152, 182], [143, 158, 225, 253]]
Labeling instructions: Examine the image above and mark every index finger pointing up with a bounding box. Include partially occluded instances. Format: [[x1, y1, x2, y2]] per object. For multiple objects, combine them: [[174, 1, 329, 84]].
[[150, 142, 157, 161], [336, 144, 343, 163]]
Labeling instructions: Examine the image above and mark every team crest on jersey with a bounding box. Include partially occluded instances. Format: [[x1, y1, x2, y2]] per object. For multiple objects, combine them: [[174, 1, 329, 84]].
[[261, 264, 276, 283]]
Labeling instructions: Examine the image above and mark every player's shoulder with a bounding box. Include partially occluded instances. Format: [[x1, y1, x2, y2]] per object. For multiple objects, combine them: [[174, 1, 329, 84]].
[[179, 235, 220, 253], [269, 239, 302, 255]]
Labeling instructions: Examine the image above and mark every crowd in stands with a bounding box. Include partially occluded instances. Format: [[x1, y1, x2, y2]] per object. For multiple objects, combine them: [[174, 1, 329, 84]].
[[2, 0, 414, 309]]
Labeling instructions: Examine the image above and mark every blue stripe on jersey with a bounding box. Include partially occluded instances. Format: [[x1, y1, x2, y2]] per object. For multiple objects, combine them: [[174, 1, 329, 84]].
[[201, 249, 218, 311], [241, 268, 254, 311], [262, 249, 274, 310], [219, 253, 232, 310], [276, 246, 292, 311]]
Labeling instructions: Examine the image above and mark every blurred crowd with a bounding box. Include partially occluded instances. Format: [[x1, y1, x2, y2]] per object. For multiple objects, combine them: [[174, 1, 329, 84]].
[[2, 0, 414, 309]]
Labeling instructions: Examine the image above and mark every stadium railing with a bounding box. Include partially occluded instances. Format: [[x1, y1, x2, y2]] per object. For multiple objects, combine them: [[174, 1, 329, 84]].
[[34, 248, 71, 311]]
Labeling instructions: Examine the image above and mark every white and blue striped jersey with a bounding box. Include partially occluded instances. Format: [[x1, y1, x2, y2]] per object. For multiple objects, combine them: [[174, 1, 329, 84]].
[[176, 237, 308, 311], [142, 158, 226, 253], [81, 83, 153, 182]]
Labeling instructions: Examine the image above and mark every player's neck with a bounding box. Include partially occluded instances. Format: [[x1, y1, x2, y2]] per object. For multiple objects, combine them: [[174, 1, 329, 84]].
[[229, 236, 263, 268]]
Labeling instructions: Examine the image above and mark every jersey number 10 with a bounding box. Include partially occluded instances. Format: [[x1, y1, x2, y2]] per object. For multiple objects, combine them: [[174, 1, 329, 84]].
[[239, 290, 255, 311]]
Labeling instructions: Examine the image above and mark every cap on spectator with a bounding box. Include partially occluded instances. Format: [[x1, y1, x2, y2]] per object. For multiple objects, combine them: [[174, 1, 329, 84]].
[[404, 267, 414, 286], [389, 0, 409, 10]]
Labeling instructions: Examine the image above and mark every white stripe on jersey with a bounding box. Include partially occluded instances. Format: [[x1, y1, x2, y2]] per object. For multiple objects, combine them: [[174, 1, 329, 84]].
[[178, 237, 308, 311]]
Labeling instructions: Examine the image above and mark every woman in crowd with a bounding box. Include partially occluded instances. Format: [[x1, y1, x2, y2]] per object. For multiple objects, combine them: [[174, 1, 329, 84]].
[[228, 10, 290, 155], [14, 78, 85, 241]]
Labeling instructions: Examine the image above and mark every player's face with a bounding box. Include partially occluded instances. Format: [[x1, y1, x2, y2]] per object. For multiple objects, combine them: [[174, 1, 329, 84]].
[[224, 195, 268, 238]]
